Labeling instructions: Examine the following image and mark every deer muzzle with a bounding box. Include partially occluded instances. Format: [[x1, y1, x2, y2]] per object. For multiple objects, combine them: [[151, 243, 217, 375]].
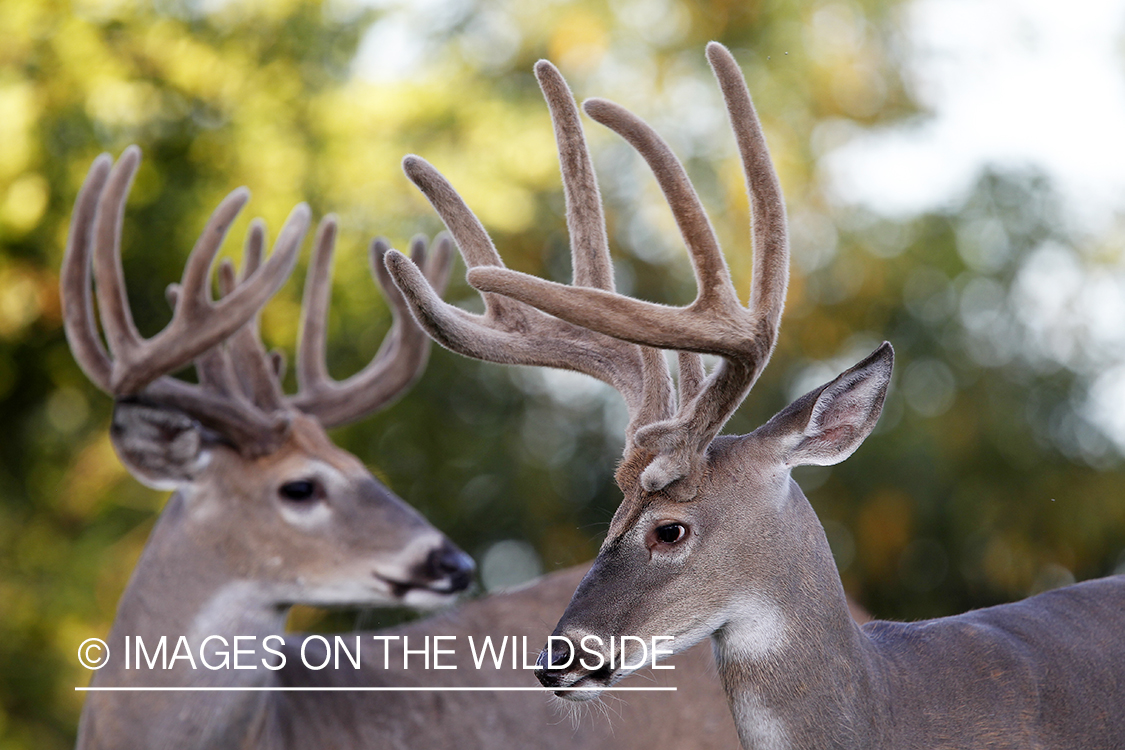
[[534, 631, 619, 700]]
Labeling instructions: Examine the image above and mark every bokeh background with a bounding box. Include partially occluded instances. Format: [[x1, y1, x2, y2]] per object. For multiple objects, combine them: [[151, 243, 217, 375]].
[[2, 0, 1125, 746]]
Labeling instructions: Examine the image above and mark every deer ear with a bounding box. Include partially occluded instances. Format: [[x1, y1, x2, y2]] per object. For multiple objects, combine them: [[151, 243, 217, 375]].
[[763, 343, 893, 467], [110, 400, 215, 489]]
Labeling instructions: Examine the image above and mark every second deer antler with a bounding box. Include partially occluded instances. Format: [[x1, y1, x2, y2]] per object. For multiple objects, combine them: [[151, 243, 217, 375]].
[[389, 42, 789, 499]]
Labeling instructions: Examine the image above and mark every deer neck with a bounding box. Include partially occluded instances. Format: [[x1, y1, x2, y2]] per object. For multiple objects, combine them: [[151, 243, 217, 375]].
[[710, 477, 883, 750], [79, 491, 284, 749], [95, 490, 287, 690]]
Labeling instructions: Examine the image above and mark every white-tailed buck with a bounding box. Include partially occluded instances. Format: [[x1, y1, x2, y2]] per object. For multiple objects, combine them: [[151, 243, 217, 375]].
[[67, 148, 749, 748], [65, 146, 475, 747], [388, 42, 1125, 750]]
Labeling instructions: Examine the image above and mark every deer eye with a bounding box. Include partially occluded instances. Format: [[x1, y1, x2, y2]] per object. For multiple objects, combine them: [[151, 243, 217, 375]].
[[653, 523, 687, 545], [279, 479, 320, 502]]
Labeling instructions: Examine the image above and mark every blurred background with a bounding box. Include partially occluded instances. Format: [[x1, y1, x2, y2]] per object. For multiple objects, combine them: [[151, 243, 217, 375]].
[[2, 0, 1124, 745]]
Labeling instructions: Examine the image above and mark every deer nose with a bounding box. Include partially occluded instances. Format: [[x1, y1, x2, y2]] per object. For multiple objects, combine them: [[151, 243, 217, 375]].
[[426, 541, 475, 592], [534, 639, 575, 688]]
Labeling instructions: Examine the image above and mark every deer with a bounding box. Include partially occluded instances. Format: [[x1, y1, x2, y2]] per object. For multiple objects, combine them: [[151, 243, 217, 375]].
[[65, 147, 749, 749], [66, 146, 473, 747], [386, 41, 1125, 750]]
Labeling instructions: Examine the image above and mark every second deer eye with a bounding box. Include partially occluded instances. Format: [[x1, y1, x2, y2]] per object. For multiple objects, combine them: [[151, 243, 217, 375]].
[[279, 480, 320, 502], [654, 523, 687, 545]]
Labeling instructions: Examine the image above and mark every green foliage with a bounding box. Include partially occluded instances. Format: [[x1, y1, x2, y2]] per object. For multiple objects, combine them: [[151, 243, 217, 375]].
[[1, 0, 1123, 746]]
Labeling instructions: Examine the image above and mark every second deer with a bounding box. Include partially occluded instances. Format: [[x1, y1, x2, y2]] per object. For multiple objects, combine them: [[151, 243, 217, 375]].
[[389, 42, 1125, 750]]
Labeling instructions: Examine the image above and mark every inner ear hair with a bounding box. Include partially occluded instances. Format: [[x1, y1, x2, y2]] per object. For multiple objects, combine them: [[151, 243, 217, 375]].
[[110, 399, 216, 489], [765, 342, 893, 467]]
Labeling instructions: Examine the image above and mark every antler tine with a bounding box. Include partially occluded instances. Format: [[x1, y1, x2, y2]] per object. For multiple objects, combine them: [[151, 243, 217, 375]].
[[210, 230, 287, 412], [384, 58, 699, 437], [181, 260, 247, 398], [90, 146, 308, 395], [288, 220, 452, 427], [468, 43, 789, 497], [229, 220, 287, 410], [295, 216, 336, 396], [582, 96, 741, 311], [416, 233, 455, 303], [389, 147, 674, 438], [540, 59, 676, 431], [135, 254, 286, 455], [379, 233, 455, 318], [707, 42, 789, 336], [61, 153, 114, 392], [89, 147, 147, 376], [466, 91, 755, 357], [156, 252, 288, 454], [536, 60, 614, 292], [677, 351, 706, 404]]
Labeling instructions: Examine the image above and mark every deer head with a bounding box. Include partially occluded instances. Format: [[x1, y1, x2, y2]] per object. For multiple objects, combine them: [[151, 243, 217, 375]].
[[384, 41, 891, 697], [534, 344, 891, 701], [62, 147, 473, 610]]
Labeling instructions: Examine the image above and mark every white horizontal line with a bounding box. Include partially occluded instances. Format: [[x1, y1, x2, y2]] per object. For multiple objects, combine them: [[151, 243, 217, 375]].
[[75, 686, 676, 693]]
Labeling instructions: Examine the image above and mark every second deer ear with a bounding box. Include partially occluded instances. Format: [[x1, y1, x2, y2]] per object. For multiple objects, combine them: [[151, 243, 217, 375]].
[[763, 343, 894, 467], [110, 401, 217, 489]]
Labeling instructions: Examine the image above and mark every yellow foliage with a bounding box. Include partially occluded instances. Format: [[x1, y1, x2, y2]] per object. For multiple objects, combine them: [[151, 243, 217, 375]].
[[0, 263, 45, 339], [548, 8, 609, 73], [16, 2, 1099, 747], [0, 83, 39, 181], [2, 172, 49, 234], [61, 435, 126, 519]]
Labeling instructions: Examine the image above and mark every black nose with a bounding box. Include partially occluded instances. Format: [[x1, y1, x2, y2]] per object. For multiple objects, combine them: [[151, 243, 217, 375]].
[[426, 542, 475, 592], [535, 640, 574, 688]]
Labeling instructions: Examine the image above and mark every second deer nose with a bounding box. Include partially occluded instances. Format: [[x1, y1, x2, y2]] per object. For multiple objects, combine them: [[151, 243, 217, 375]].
[[534, 639, 575, 686]]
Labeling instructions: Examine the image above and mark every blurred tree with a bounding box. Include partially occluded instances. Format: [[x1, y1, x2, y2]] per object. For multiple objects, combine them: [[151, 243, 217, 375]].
[[2, 0, 1124, 747], [775, 167, 1125, 619]]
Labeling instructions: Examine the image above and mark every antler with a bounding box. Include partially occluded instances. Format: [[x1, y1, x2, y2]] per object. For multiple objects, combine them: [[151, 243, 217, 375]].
[[62, 148, 307, 449], [288, 218, 454, 427], [85, 148, 306, 395], [63, 147, 453, 454], [385, 59, 674, 448], [397, 43, 789, 499]]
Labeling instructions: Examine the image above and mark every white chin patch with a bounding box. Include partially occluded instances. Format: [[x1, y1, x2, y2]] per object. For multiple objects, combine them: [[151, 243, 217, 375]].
[[559, 685, 604, 702], [401, 588, 457, 609]]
